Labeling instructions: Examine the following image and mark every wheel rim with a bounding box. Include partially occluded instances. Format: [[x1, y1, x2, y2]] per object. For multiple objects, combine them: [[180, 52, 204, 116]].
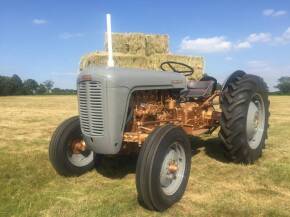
[[66, 139, 94, 167], [160, 142, 186, 196], [246, 93, 266, 149]]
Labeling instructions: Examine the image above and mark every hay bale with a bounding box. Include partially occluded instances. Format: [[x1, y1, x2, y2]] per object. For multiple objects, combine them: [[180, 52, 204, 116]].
[[80, 52, 204, 80], [82, 32, 204, 80], [145, 34, 169, 56], [105, 33, 169, 57], [105, 33, 146, 55], [80, 52, 148, 70]]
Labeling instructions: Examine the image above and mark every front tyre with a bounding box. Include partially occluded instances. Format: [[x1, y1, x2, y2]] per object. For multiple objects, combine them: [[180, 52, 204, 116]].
[[136, 125, 191, 211], [49, 116, 97, 176], [219, 73, 270, 164]]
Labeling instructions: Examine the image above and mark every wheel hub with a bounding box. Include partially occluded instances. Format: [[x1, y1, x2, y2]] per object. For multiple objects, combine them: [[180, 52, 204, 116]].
[[71, 139, 86, 154], [67, 139, 94, 167], [168, 161, 178, 174], [246, 94, 266, 149], [160, 142, 186, 196]]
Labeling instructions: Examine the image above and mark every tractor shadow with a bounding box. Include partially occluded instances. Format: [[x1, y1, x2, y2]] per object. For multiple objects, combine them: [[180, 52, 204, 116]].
[[95, 136, 229, 179], [95, 155, 138, 179], [190, 136, 229, 163]]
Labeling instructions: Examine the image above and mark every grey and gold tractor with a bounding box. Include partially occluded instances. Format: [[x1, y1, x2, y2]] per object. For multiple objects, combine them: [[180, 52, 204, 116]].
[[49, 61, 269, 211]]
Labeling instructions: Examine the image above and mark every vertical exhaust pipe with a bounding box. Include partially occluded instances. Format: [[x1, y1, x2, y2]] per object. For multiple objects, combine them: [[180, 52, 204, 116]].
[[106, 14, 114, 67]]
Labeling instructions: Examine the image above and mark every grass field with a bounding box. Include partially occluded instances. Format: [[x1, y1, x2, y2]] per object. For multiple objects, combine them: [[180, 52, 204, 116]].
[[0, 96, 290, 217]]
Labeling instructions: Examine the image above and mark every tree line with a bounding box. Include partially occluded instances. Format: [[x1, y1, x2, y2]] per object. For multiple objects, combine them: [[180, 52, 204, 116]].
[[275, 77, 290, 94], [1, 74, 289, 96], [0, 74, 76, 96]]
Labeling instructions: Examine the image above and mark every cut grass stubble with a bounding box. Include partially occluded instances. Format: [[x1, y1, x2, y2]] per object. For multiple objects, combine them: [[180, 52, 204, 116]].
[[0, 96, 290, 217]]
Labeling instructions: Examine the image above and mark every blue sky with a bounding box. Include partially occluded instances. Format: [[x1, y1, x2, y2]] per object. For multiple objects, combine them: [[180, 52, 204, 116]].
[[0, 0, 290, 90]]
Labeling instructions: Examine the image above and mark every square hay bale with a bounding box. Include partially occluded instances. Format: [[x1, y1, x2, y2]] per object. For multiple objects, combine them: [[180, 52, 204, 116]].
[[80, 52, 148, 70], [104, 33, 146, 56], [105, 32, 169, 57], [80, 52, 204, 80], [145, 34, 169, 56], [82, 32, 204, 80]]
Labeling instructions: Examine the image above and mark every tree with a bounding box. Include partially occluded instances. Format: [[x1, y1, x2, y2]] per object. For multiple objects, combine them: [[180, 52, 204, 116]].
[[0, 76, 12, 96], [0, 74, 23, 95], [10, 74, 23, 95], [36, 84, 47, 94], [275, 76, 290, 93], [23, 79, 39, 94], [0, 74, 76, 95], [43, 80, 54, 93], [51, 88, 76, 95]]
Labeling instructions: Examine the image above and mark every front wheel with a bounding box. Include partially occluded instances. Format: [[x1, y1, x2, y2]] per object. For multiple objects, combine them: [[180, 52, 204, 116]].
[[49, 116, 98, 176], [136, 125, 191, 211]]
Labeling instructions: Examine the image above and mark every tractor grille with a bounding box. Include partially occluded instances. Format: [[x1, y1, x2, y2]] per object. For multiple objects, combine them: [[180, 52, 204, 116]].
[[78, 81, 104, 136]]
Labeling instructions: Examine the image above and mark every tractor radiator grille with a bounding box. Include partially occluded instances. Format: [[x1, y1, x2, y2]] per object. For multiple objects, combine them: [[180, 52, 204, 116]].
[[78, 81, 104, 136]]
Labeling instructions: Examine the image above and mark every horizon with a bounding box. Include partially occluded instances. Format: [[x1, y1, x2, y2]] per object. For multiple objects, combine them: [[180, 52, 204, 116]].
[[1, 0, 290, 90]]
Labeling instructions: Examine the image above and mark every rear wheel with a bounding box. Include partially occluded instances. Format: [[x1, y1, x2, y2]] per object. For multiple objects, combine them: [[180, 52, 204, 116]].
[[136, 125, 191, 211], [49, 116, 98, 176], [219, 73, 269, 164]]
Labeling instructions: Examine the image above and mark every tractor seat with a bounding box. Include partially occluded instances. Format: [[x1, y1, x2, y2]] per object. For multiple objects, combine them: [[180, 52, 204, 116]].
[[181, 80, 215, 98]]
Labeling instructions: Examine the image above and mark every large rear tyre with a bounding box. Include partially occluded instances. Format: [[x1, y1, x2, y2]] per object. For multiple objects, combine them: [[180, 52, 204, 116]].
[[219, 73, 270, 164], [49, 116, 98, 176], [136, 125, 191, 211]]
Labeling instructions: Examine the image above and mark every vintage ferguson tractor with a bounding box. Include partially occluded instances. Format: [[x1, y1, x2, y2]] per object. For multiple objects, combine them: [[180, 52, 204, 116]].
[[49, 16, 269, 211]]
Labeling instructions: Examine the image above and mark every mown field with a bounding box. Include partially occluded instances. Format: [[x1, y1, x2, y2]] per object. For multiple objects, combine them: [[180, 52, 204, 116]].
[[0, 96, 290, 217]]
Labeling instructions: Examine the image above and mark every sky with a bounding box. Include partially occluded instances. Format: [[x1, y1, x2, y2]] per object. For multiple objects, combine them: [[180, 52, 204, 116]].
[[0, 0, 290, 90]]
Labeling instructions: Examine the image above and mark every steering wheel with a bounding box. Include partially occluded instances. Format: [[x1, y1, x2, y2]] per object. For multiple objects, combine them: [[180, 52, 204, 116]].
[[160, 61, 194, 77]]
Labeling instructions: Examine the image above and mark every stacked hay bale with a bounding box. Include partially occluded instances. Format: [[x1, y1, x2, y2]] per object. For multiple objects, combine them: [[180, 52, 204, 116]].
[[104, 32, 147, 55], [80, 33, 204, 80], [145, 34, 169, 56]]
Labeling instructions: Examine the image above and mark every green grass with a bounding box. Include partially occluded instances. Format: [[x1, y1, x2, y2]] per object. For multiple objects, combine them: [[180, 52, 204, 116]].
[[1, 96, 290, 217]]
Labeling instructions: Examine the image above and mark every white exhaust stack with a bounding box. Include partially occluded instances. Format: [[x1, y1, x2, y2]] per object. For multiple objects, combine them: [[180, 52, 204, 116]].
[[106, 14, 114, 67]]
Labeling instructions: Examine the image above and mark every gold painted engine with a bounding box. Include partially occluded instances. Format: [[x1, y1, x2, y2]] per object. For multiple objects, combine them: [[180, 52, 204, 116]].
[[122, 90, 220, 149]]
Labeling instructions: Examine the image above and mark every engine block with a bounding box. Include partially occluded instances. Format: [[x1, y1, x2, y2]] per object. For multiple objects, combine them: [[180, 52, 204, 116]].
[[123, 90, 220, 147]]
